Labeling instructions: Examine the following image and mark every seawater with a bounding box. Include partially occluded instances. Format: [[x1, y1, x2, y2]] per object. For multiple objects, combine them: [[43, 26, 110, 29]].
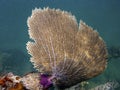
[[0, 0, 120, 89]]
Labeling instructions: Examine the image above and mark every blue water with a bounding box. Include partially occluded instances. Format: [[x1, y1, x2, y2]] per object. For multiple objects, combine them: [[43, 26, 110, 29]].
[[0, 0, 120, 89]]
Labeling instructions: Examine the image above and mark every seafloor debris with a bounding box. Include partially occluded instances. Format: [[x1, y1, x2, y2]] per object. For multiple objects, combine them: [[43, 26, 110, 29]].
[[26, 7, 108, 90], [63, 81, 120, 90], [90, 81, 120, 90]]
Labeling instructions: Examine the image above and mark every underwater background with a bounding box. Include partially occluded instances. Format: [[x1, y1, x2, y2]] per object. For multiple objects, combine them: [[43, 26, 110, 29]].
[[0, 0, 120, 89]]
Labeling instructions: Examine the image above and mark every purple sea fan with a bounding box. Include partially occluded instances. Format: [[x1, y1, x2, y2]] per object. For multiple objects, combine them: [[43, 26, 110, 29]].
[[26, 7, 108, 89]]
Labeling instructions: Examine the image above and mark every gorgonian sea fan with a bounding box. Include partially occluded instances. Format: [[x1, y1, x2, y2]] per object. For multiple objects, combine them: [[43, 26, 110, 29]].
[[26, 7, 108, 89]]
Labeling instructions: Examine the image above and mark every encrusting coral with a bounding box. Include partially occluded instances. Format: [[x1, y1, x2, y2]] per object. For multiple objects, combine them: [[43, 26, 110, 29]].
[[26, 7, 108, 90], [0, 72, 25, 90], [21, 72, 40, 90]]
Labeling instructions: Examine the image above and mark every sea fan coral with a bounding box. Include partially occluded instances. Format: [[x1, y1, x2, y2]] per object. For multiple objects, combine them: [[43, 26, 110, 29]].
[[26, 7, 108, 89]]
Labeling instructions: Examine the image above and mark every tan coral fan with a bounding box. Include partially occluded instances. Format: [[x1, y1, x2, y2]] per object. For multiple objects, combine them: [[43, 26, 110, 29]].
[[26, 8, 108, 87]]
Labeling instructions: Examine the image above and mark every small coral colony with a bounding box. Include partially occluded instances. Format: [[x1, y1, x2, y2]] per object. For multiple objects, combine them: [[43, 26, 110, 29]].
[[0, 8, 108, 90]]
